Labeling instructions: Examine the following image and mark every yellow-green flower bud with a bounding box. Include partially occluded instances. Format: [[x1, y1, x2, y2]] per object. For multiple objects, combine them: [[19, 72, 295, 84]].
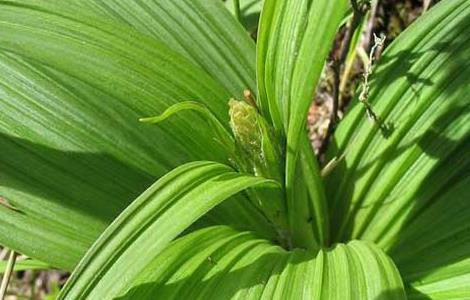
[[229, 99, 282, 179], [228, 99, 287, 231]]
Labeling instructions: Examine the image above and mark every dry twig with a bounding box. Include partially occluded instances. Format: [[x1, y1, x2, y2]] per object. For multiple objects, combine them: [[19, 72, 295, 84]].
[[359, 33, 386, 123], [0, 250, 17, 300], [321, 0, 369, 154]]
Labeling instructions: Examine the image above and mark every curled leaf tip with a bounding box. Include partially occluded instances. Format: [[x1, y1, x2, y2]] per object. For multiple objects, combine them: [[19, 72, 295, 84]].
[[138, 117, 155, 123]]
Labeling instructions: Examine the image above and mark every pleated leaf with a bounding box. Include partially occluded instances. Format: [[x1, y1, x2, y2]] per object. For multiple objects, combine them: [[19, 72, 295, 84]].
[[256, 0, 348, 248], [67, 224, 404, 299], [327, 0, 470, 244], [58, 161, 277, 299], [0, 0, 264, 269], [392, 175, 470, 299], [325, 0, 470, 297], [71, 0, 257, 99]]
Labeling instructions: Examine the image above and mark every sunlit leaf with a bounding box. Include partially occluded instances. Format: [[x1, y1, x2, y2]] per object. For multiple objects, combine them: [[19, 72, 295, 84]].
[[62, 224, 404, 299], [326, 1, 470, 297], [59, 161, 277, 299], [256, 0, 348, 248], [71, 0, 257, 99], [0, 0, 265, 269]]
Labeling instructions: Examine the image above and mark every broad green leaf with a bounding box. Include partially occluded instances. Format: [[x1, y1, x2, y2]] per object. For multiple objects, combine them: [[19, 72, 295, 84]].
[[59, 161, 278, 299], [325, 0, 470, 297], [0, 258, 52, 273], [0, 0, 267, 269], [390, 171, 470, 299], [72, 0, 257, 99], [73, 224, 404, 299], [257, 0, 348, 247], [326, 0, 470, 243]]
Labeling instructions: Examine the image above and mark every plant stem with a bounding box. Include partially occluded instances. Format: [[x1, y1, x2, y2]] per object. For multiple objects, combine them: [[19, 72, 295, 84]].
[[0, 250, 17, 300], [233, 0, 242, 24], [321, 0, 366, 154], [362, 0, 379, 52], [340, 1, 378, 104]]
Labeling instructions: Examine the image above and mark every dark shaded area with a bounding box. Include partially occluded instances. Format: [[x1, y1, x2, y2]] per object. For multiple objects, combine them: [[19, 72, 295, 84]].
[[377, 0, 440, 43], [0, 132, 154, 221], [375, 289, 408, 300], [404, 285, 433, 299], [222, 0, 261, 37], [0, 132, 156, 270], [387, 138, 470, 285]]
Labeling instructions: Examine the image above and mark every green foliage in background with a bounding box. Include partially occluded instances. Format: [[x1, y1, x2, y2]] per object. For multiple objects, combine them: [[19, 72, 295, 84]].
[[224, 0, 263, 32]]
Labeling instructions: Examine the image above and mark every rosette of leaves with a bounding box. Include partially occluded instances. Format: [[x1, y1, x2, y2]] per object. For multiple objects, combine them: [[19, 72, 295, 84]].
[[0, 0, 468, 299]]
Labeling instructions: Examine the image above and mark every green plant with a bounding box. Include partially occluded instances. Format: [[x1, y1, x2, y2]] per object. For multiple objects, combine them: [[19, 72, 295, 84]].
[[224, 0, 263, 33], [0, 0, 469, 299]]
